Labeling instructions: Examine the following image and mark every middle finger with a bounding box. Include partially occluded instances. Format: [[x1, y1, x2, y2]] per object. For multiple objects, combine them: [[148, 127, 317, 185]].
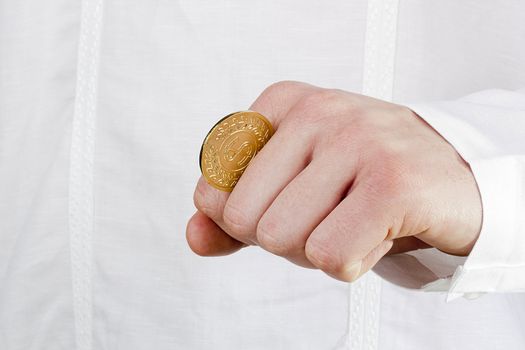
[[256, 152, 357, 267], [222, 124, 313, 244]]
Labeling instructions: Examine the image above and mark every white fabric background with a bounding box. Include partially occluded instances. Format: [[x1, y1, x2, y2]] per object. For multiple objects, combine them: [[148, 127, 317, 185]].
[[1, 1, 524, 349]]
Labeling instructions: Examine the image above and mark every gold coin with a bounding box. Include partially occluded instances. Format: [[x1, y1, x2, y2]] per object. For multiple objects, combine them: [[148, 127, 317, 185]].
[[200, 111, 274, 192]]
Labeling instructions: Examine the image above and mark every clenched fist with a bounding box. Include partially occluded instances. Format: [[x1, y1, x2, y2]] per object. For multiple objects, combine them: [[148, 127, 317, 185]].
[[186, 81, 482, 282]]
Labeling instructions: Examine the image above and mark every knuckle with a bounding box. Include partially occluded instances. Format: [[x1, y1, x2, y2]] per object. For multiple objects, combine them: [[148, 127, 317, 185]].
[[366, 148, 411, 196], [256, 218, 290, 256], [222, 202, 253, 238], [280, 90, 347, 133], [297, 89, 343, 113], [346, 107, 371, 130], [263, 80, 303, 97], [287, 90, 366, 136], [305, 239, 342, 274], [258, 81, 311, 109]]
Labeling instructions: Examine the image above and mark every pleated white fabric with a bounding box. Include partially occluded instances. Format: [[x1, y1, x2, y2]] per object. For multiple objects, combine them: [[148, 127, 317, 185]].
[[341, 1, 400, 349]]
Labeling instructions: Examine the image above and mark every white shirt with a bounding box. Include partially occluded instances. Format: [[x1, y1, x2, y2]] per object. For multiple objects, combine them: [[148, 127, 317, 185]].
[[1, 1, 524, 349]]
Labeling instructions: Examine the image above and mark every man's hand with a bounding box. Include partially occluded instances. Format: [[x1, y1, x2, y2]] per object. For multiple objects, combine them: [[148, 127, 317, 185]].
[[186, 81, 482, 282]]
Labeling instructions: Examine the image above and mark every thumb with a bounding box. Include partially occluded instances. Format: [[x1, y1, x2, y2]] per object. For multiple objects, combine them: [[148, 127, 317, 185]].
[[186, 210, 247, 256]]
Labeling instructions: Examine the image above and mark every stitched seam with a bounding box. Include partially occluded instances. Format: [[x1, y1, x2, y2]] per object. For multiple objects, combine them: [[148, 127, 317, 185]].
[[346, 0, 400, 349], [69, 0, 104, 349], [362, 0, 399, 100]]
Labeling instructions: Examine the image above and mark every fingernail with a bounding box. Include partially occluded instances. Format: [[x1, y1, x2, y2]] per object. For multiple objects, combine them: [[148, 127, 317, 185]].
[[344, 261, 362, 282]]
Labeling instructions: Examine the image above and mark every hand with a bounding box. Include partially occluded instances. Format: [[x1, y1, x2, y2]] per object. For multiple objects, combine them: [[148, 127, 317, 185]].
[[186, 81, 482, 282]]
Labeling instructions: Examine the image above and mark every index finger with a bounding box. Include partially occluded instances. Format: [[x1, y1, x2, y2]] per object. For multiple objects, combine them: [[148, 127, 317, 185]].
[[191, 81, 320, 250], [247, 81, 319, 128]]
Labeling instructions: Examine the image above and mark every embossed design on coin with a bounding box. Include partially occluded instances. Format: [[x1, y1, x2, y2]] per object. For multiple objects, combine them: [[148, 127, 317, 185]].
[[200, 111, 274, 192]]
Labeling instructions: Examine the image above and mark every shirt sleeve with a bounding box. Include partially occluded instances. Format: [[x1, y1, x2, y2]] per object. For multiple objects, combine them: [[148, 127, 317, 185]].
[[372, 88, 525, 300]]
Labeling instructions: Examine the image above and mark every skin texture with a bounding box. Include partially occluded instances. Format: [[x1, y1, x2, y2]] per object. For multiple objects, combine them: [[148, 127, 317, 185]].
[[186, 81, 483, 282]]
